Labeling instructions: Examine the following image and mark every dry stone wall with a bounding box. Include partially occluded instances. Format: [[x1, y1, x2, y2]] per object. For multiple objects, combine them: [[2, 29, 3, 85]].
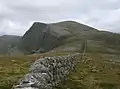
[[13, 53, 80, 89]]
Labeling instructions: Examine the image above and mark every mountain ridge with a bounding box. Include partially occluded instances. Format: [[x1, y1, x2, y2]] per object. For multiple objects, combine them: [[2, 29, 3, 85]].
[[0, 20, 120, 55]]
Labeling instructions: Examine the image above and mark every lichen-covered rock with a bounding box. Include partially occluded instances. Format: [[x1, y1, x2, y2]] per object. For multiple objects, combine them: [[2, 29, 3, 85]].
[[13, 53, 80, 89]]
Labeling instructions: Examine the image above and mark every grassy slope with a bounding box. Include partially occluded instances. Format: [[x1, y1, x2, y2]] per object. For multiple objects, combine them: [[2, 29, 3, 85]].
[[54, 34, 120, 89], [0, 47, 120, 89], [0, 56, 37, 89], [52, 21, 120, 54], [1, 52, 120, 89], [0, 52, 72, 89], [0, 21, 120, 89], [54, 53, 120, 89]]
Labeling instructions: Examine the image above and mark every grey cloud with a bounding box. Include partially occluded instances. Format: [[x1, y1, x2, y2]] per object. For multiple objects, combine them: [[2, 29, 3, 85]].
[[0, 0, 120, 35]]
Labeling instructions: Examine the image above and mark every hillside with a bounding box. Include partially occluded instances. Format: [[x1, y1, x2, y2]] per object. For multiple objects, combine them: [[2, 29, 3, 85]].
[[0, 21, 119, 55], [54, 53, 120, 89], [0, 21, 120, 89], [16, 21, 120, 55], [18, 22, 71, 54], [0, 21, 119, 56], [52, 21, 120, 54], [0, 35, 21, 54]]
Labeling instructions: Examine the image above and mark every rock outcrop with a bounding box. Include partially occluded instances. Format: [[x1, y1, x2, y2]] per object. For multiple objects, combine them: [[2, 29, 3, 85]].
[[18, 22, 71, 54], [13, 53, 80, 89]]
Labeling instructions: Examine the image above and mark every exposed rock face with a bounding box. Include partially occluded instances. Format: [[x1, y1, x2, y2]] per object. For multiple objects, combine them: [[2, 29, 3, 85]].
[[13, 53, 80, 89], [19, 22, 71, 54]]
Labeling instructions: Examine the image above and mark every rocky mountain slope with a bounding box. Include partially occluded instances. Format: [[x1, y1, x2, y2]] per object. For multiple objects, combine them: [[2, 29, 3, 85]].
[[18, 22, 71, 54], [15, 21, 99, 54], [0, 21, 120, 55]]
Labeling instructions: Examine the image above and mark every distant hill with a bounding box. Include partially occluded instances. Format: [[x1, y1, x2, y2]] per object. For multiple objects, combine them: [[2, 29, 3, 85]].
[[0, 35, 21, 54], [1, 21, 120, 55]]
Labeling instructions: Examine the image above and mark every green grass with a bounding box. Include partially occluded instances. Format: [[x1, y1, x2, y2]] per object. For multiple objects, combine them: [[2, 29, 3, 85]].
[[0, 52, 71, 89], [0, 48, 120, 89], [0, 56, 36, 89], [54, 53, 120, 89]]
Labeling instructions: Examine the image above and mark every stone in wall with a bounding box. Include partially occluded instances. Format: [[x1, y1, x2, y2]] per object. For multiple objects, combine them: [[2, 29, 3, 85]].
[[13, 53, 80, 89]]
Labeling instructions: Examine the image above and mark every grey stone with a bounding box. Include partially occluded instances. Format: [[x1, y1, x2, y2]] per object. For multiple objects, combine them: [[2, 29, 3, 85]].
[[13, 53, 80, 89]]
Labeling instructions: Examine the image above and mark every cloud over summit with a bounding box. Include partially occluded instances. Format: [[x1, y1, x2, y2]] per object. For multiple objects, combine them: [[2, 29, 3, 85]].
[[0, 0, 120, 35]]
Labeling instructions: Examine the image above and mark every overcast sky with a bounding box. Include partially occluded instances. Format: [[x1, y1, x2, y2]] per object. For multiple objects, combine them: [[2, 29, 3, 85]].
[[0, 0, 120, 36]]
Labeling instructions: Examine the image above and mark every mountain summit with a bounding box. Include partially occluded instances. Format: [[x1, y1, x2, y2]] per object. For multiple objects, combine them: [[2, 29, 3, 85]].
[[0, 21, 120, 55], [17, 21, 98, 54]]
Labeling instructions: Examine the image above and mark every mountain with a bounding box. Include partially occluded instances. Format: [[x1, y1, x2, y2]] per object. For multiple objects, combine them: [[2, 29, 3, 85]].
[[0, 35, 21, 54], [15, 21, 99, 54], [18, 22, 71, 54], [1, 21, 120, 55], [1, 21, 120, 89], [15, 21, 120, 54]]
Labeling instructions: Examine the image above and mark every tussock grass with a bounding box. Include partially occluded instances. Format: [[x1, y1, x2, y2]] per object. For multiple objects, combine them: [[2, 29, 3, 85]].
[[54, 53, 120, 89], [0, 52, 70, 89]]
